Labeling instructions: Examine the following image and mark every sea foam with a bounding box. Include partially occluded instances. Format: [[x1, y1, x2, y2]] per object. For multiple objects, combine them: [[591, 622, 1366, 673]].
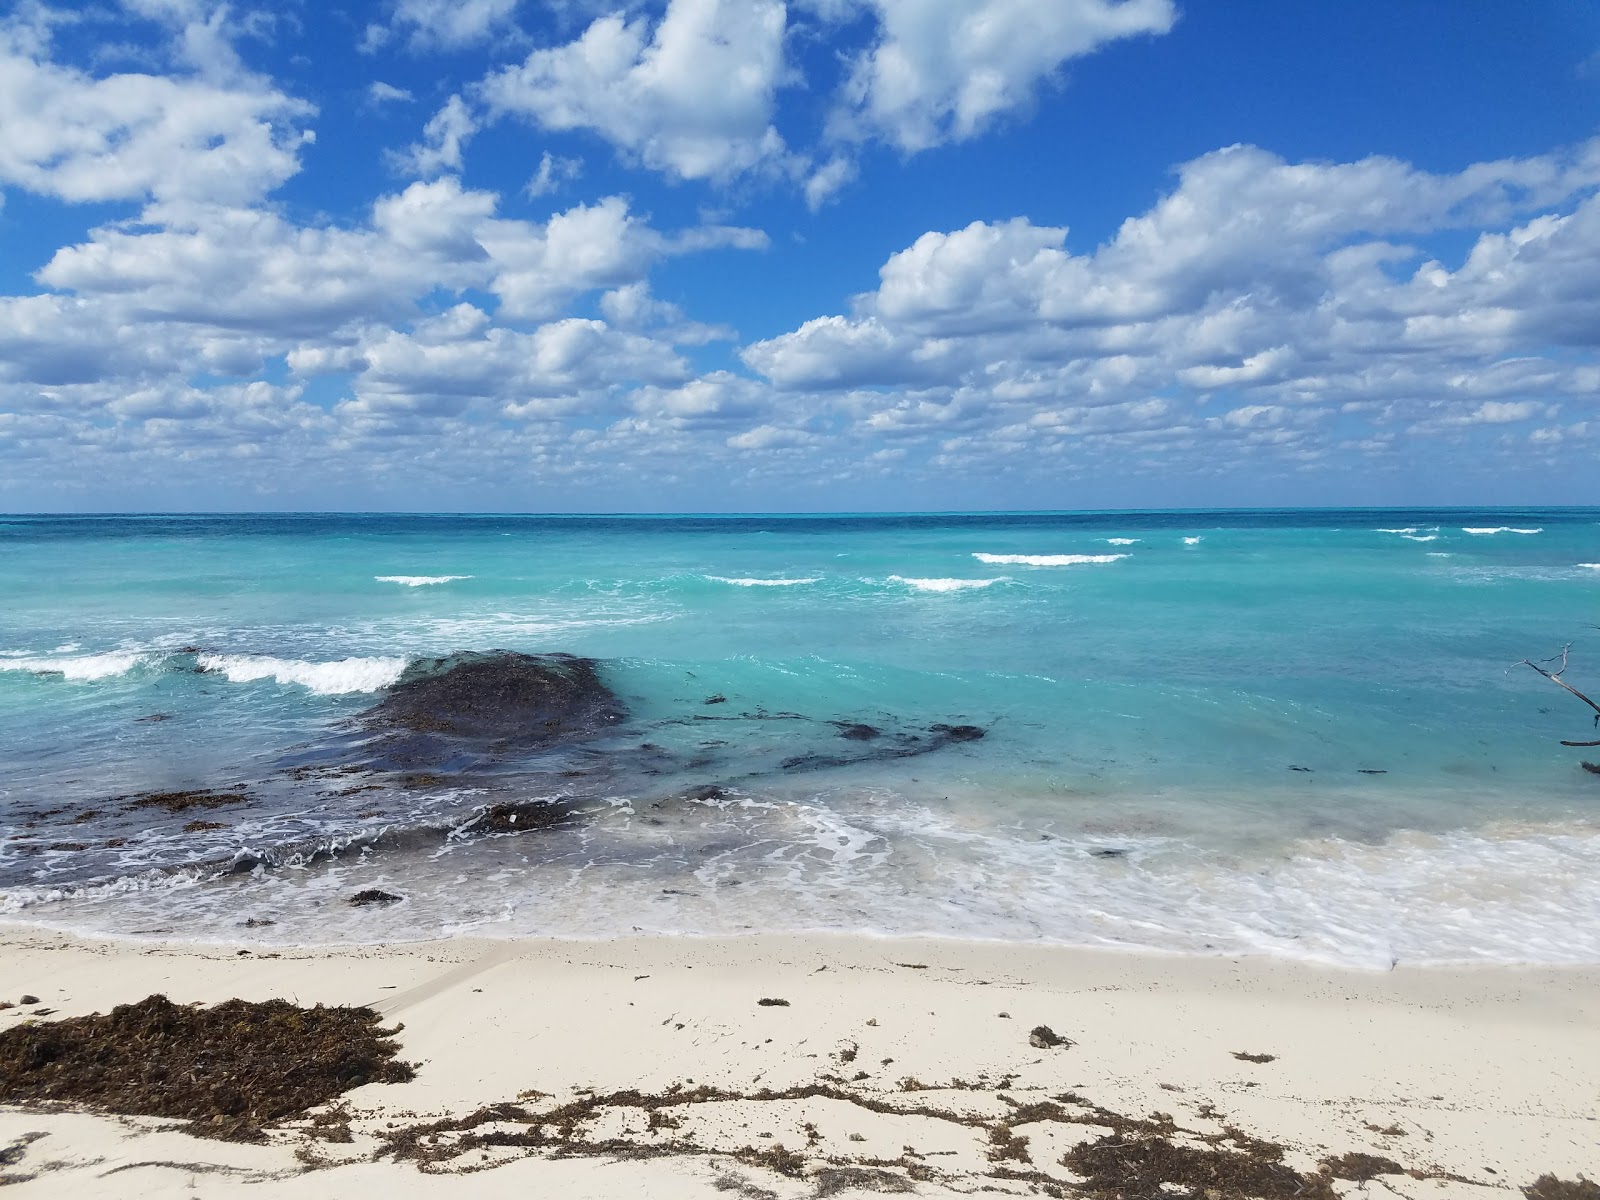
[[1104, 538, 1141, 546], [376, 575, 472, 586], [705, 576, 820, 587], [0, 652, 144, 681], [196, 654, 407, 695], [889, 576, 1009, 592], [972, 553, 1128, 566], [1462, 527, 1542, 535]]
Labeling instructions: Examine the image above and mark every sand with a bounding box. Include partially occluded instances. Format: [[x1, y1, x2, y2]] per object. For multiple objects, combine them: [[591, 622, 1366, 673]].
[[1, 923, 1596, 1197]]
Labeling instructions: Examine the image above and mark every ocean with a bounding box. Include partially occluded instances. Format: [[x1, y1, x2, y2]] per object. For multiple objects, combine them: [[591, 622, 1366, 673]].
[[2, 510, 1598, 967]]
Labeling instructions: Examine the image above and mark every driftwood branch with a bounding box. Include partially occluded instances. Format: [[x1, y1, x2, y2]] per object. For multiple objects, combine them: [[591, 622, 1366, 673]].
[[1521, 646, 1600, 745]]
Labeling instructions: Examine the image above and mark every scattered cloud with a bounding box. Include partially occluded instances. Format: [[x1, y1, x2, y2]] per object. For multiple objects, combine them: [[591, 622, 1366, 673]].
[[525, 149, 583, 197], [479, 0, 791, 183], [368, 80, 414, 105], [829, 0, 1176, 152]]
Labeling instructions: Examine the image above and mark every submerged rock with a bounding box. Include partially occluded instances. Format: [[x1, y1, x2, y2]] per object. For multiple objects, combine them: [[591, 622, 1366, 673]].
[[454, 800, 576, 836], [348, 889, 402, 906], [834, 723, 883, 741], [360, 651, 625, 751]]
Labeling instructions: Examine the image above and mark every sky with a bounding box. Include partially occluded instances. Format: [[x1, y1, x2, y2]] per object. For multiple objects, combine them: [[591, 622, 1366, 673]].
[[1, 0, 1598, 513]]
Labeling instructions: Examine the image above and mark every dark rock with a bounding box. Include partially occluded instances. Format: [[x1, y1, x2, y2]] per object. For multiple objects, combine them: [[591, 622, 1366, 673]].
[[1089, 848, 1128, 859], [703, 694, 727, 705], [1288, 765, 1312, 772], [1358, 769, 1388, 775], [126, 789, 248, 814], [834, 723, 882, 741], [18, 996, 39, 1006], [182, 820, 227, 834], [929, 723, 985, 742], [243, 918, 275, 928], [1582, 762, 1600, 775], [348, 890, 402, 907], [757, 998, 790, 1007], [1029, 1025, 1071, 1049], [360, 651, 624, 754], [455, 801, 575, 836], [682, 784, 729, 802]]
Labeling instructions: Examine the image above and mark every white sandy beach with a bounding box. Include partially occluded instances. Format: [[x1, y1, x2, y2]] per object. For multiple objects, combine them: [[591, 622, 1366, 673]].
[[1, 924, 1596, 1198]]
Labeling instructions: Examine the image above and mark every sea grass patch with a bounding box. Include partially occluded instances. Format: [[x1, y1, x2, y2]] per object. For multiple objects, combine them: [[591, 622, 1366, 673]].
[[0, 994, 414, 1141]]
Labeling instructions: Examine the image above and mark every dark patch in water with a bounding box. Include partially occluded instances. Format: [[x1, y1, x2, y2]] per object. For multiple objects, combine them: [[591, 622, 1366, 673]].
[[124, 788, 249, 814], [780, 723, 987, 773], [348, 889, 403, 906], [833, 723, 883, 741], [454, 800, 576, 835]]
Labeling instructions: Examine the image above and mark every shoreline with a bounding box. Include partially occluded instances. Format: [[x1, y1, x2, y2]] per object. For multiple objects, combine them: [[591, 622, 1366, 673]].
[[2, 924, 1596, 1197]]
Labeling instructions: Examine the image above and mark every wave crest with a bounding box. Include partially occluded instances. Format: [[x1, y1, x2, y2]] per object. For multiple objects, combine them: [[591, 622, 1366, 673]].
[[196, 654, 407, 695], [973, 553, 1128, 566]]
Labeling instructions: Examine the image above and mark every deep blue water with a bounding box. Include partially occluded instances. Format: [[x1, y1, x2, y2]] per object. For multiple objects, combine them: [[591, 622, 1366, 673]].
[[2, 509, 1598, 965]]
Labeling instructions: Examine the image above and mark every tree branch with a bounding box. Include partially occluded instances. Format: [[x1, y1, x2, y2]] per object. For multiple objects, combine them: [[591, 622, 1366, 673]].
[[1521, 645, 1600, 730]]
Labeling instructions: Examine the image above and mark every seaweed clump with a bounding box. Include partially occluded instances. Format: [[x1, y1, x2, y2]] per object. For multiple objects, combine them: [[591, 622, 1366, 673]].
[[0, 994, 414, 1141], [1525, 1178, 1600, 1200], [1063, 1133, 1337, 1200]]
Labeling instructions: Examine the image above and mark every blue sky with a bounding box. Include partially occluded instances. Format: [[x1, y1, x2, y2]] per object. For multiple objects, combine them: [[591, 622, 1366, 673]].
[[1, 0, 1597, 512]]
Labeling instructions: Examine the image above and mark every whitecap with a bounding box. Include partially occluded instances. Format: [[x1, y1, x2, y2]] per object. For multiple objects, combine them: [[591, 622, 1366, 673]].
[[1401, 534, 1438, 542], [972, 553, 1128, 566], [1462, 527, 1542, 535], [1182, 536, 1203, 545], [196, 654, 407, 695], [705, 576, 820, 587], [1579, 563, 1600, 570], [888, 576, 1009, 593], [1376, 527, 1417, 534], [376, 575, 472, 586], [0, 652, 144, 681], [1103, 538, 1141, 546]]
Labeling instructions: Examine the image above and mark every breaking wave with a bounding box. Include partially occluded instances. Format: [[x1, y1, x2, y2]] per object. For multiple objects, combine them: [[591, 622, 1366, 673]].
[[973, 553, 1128, 566], [0, 651, 145, 681], [196, 654, 408, 695], [705, 576, 821, 587], [376, 575, 472, 586], [888, 576, 1009, 593]]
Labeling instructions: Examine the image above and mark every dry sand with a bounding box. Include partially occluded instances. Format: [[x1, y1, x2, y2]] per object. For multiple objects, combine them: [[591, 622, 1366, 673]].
[[1, 922, 1596, 1198]]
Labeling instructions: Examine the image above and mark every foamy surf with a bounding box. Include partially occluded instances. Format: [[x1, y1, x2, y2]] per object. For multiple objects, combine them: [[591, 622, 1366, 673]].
[[1462, 527, 1543, 535], [1104, 538, 1140, 546], [972, 553, 1128, 566], [1182, 536, 1202, 545], [0, 652, 145, 681], [196, 654, 407, 695], [376, 575, 472, 586], [888, 576, 1009, 592], [705, 576, 820, 587]]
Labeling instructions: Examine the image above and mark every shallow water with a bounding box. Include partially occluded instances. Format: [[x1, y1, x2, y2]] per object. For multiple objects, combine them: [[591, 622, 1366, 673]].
[[2, 510, 1598, 966]]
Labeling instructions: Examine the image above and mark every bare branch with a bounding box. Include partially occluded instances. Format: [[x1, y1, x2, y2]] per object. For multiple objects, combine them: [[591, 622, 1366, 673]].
[[1520, 645, 1600, 721]]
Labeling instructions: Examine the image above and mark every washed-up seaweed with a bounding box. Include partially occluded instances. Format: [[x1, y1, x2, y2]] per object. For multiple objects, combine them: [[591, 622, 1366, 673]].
[[0, 994, 413, 1141]]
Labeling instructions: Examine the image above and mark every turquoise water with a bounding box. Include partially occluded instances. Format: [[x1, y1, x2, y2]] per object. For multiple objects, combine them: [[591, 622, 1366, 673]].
[[2, 510, 1598, 966]]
